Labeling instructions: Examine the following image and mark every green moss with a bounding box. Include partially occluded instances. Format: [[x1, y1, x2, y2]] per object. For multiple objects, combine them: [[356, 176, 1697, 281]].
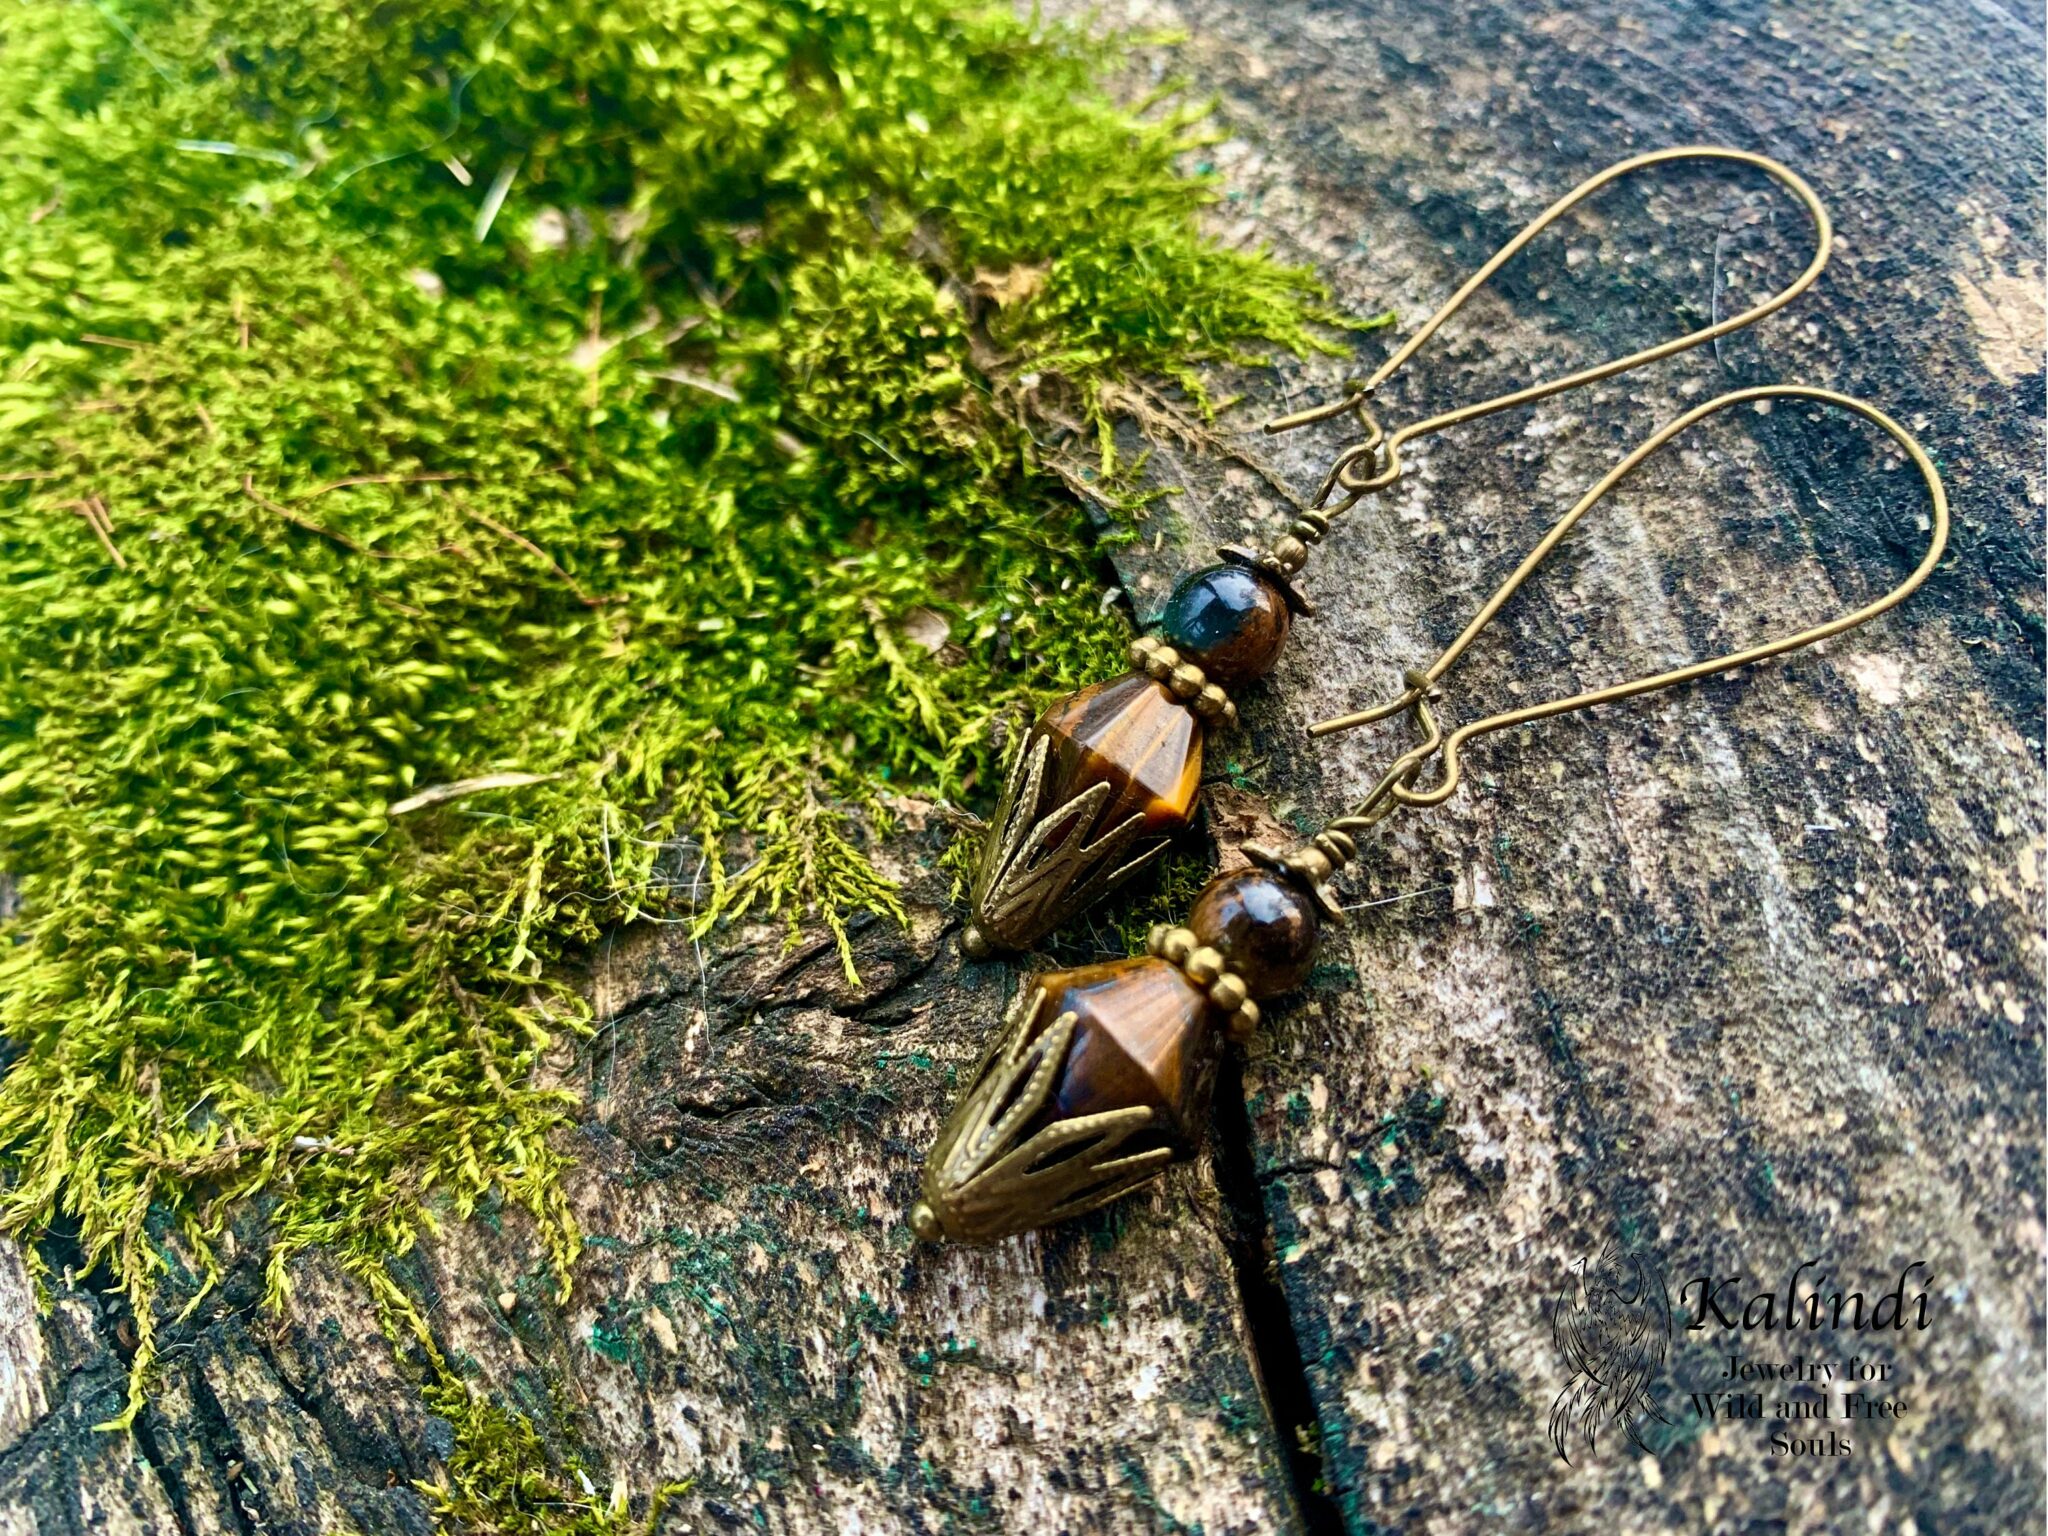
[[1107, 846, 1220, 956], [0, 0, 1352, 1491], [376, 1276, 686, 1534]]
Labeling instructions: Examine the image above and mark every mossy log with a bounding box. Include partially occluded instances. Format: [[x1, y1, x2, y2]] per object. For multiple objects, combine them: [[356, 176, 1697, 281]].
[[3, 0, 2040, 1531]]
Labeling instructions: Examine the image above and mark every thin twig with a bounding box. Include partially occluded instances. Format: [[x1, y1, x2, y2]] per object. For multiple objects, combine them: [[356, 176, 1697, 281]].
[[389, 772, 561, 818], [300, 471, 468, 500], [61, 498, 125, 568], [374, 591, 428, 620], [463, 504, 606, 606], [475, 155, 522, 243], [643, 367, 741, 403], [242, 474, 363, 553], [290, 1135, 358, 1156]]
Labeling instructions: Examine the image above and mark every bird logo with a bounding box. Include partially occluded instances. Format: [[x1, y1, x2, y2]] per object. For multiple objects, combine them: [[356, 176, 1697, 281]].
[[1548, 1242, 1672, 1464]]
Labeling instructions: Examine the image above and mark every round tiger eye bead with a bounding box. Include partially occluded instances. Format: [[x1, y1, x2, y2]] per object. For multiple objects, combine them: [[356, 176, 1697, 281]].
[[1189, 869, 1321, 997], [1159, 565, 1291, 685]]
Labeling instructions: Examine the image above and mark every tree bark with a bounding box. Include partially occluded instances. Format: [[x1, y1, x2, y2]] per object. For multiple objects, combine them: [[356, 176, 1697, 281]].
[[5, 1, 2040, 1532]]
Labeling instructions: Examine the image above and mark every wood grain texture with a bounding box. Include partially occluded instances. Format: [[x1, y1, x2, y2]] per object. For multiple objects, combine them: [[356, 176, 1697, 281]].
[[1093, 0, 2045, 1530], [0, 2, 2037, 1533]]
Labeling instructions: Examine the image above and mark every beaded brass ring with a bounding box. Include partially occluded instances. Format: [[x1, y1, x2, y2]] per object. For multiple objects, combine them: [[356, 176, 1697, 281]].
[[915, 385, 1949, 1245], [1145, 923, 1260, 1042]]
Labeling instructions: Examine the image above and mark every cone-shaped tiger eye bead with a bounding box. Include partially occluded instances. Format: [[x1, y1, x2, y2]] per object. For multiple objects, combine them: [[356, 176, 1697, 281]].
[[1038, 674, 1203, 839], [1188, 869, 1321, 996], [1159, 565, 1291, 685], [1025, 957, 1222, 1147], [963, 671, 1207, 955], [913, 955, 1227, 1244]]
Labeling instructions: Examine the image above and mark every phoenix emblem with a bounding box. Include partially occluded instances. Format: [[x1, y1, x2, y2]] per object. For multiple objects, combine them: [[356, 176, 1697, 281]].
[[1548, 1242, 1672, 1464]]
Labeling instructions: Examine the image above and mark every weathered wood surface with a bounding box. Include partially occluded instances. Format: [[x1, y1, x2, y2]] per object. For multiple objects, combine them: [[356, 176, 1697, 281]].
[[1099, 0, 2048, 1527], [2, 1, 2041, 1533]]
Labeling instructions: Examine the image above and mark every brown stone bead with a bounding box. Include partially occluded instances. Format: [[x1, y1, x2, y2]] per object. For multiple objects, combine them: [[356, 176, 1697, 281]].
[[1019, 956, 1222, 1149], [1188, 869, 1321, 997], [1159, 564, 1292, 685], [1037, 672, 1203, 841], [964, 673, 1206, 956]]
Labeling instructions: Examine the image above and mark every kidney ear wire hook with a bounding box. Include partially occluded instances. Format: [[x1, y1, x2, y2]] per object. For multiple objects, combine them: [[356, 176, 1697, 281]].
[[1261, 147, 1833, 537], [913, 384, 1942, 1246], [1305, 385, 1950, 834]]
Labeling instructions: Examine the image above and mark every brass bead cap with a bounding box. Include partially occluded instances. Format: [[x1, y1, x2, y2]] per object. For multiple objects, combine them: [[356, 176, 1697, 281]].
[[1217, 544, 1314, 617]]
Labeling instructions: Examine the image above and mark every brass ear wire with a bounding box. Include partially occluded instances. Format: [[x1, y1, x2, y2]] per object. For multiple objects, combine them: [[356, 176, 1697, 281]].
[[1262, 147, 1833, 529], [1306, 385, 1949, 829], [912, 385, 1942, 1245]]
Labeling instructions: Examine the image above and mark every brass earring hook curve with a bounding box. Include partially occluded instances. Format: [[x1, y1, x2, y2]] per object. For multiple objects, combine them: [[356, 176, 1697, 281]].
[[1309, 385, 1950, 813], [1265, 147, 1834, 509]]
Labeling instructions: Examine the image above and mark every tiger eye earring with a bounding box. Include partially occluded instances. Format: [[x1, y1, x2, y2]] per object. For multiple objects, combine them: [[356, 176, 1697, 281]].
[[915, 385, 1948, 1244], [961, 146, 1831, 959]]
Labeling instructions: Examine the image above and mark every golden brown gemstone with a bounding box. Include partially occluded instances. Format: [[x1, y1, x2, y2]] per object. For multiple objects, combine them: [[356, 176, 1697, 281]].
[[914, 958, 1219, 1244], [963, 673, 1203, 956], [1189, 868, 1321, 996], [1019, 956, 1221, 1147], [1037, 673, 1203, 839]]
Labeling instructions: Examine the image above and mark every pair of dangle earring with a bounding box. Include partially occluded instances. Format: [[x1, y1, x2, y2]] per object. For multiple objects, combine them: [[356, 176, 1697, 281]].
[[959, 146, 1831, 961], [916, 384, 1948, 1244]]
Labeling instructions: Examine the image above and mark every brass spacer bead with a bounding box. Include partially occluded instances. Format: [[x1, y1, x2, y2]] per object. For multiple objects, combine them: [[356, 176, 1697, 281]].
[[1284, 847, 1334, 886], [1168, 662, 1207, 700], [1135, 636, 1180, 681], [1227, 998, 1260, 1043], [1154, 926, 1196, 964], [1191, 683, 1236, 726], [1146, 923, 1173, 955], [1184, 945, 1225, 986], [1208, 973, 1248, 1013], [1270, 534, 1309, 573]]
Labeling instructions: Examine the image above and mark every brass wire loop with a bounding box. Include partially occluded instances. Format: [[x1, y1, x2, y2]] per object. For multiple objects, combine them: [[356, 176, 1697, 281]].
[[1263, 147, 1834, 519], [1308, 385, 1951, 823]]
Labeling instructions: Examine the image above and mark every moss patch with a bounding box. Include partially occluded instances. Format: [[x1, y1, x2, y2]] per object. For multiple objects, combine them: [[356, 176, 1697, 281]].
[[375, 1272, 688, 1534], [0, 0, 1345, 1446]]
